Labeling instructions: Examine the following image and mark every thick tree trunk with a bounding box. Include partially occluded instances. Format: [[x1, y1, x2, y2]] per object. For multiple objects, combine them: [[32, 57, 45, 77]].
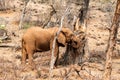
[[103, 0, 120, 80], [79, 0, 90, 62], [79, 0, 89, 24], [63, 0, 90, 65]]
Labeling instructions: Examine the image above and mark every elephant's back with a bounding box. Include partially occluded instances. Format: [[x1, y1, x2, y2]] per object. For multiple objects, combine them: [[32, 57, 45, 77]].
[[22, 27, 42, 40], [24, 27, 46, 35], [26, 27, 42, 33], [23, 27, 58, 39]]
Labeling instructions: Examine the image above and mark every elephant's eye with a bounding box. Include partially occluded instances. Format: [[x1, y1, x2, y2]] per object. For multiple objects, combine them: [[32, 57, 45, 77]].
[[70, 34, 74, 37]]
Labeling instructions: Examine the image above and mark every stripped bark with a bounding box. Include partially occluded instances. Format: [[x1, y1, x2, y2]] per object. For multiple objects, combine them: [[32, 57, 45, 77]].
[[103, 0, 120, 80]]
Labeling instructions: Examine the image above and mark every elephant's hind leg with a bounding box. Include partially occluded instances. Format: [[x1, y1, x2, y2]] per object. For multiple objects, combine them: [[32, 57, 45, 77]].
[[22, 46, 27, 64], [54, 51, 59, 67], [26, 44, 36, 69]]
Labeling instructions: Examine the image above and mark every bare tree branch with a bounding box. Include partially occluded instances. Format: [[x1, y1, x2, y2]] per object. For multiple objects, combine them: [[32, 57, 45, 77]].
[[79, 0, 90, 24], [49, 7, 70, 80], [42, 5, 56, 28], [18, 0, 30, 30]]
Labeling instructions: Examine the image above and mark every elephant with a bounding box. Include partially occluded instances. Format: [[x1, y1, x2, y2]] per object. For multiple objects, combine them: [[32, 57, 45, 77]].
[[21, 26, 80, 68]]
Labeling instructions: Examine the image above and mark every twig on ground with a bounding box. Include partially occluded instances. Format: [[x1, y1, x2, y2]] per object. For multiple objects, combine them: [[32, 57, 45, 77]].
[[63, 67, 73, 80], [3, 74, 7, 80], [22, 75, 28, 80]]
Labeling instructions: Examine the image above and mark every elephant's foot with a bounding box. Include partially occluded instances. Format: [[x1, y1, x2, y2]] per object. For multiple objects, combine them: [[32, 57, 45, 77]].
[[53, 65, 57, 69], [21, 60, 26, 64]]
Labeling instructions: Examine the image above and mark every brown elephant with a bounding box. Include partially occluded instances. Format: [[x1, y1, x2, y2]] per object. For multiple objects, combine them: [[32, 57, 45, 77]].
[[21, 26, 80, 67]]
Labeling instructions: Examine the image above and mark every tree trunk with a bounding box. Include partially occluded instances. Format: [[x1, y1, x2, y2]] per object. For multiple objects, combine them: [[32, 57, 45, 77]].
[[79, 0, 89, 23], [18, 0, 30, 30], [79, 0, 90, 62], [103, 0, 120, 80]]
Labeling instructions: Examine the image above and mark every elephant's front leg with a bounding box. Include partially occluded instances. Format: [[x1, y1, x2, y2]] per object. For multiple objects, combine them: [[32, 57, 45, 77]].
[[54, 44, 59, 67]]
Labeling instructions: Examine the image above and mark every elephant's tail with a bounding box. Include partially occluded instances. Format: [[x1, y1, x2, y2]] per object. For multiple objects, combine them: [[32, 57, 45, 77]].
[[22, 38, 27, 54], [22, 38, 25, 48]]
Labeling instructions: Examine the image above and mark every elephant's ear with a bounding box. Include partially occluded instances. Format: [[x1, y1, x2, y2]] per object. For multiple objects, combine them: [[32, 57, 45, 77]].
[[57, 32, 66, 46]]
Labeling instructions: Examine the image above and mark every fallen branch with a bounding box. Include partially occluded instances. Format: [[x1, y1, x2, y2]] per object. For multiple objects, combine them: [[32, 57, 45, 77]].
[[0, 45, 13, 47], [72, 64, 97, 80], [63, 68, 73, 80], [0, 36, 9, 43], [0, 43, 21, 52]]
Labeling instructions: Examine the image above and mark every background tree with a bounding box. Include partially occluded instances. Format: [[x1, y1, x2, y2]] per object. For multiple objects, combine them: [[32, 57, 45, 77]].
[[103, 0, 120, 80], [63, 0, 90, 65]]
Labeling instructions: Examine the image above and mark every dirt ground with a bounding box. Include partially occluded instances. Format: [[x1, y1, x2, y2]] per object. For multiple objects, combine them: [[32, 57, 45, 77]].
[[0, 0, 120, 80]]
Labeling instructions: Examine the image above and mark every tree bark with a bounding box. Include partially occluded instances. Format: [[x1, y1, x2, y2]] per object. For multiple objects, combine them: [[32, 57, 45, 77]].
[[103, 0, 120, 80], [64, 0, 90, 64], [79, 0, 90, 62], [49, 8, 69, 80], [79, 0, 89, 24]]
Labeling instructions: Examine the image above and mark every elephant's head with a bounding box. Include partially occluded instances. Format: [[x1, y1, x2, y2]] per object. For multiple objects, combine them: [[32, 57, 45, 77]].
[[57, 27, 80, 48], [57, 28, 75, 47], [61, 28, 74, 42]]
